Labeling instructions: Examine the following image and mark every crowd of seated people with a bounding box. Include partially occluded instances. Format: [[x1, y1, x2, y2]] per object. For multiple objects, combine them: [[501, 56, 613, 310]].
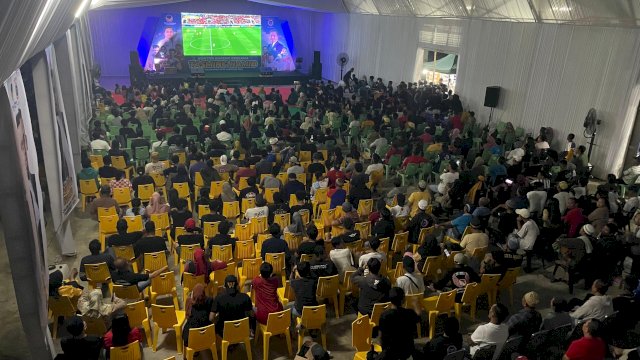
[[57, 73, 640, 360]]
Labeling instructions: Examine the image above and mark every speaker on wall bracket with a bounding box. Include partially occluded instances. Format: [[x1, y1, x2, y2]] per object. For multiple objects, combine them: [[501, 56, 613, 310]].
[[484, 86, 500, 126]]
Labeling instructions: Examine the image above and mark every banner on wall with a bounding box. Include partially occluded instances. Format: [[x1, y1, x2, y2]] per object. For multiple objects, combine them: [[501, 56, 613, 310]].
[[144, 13, 184, 72], [46, 46, 79, 220], [261, 17, 295, 72], [4, 70, 47, 251]]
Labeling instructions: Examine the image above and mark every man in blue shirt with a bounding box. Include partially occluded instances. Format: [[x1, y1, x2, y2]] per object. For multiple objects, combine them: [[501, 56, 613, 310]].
[[282, 173, 305, 204], [437, 204, 473, 238]]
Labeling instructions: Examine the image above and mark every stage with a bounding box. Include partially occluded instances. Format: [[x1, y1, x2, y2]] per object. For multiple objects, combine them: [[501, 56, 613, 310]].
[[143, 69, 315, 87]]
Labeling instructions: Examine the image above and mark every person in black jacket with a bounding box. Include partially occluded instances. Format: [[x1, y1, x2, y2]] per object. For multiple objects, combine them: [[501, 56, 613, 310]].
[[59, 316, 103, 360], [351, 258, 391, 316], [423, 317, 463, 358]]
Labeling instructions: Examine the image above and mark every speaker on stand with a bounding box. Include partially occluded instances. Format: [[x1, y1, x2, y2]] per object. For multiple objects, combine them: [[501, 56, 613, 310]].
[[311, 50, 322, 80], [484, 86, 500, 127]]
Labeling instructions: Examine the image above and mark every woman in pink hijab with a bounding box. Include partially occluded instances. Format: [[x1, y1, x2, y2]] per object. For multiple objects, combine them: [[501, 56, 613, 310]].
[[184, 248, 226, 284], [145, 192, 170, 215], [484, 135, 497, 150]]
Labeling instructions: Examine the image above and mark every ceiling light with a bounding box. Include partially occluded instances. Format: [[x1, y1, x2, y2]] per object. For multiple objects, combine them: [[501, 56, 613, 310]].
[[75, 0, 91, 18], [422, 70, 428, 74], [552, 6, 572, 12]]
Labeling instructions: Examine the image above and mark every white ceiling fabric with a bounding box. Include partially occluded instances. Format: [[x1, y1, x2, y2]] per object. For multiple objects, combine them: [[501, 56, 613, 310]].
[[90, 0, 190, 10]]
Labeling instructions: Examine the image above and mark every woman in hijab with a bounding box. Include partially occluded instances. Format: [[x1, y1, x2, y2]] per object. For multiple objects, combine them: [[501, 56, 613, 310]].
[[77, 289, 126, 329], [300, 116, 314, 132], [49, 269, 83, 301], [285, 212, 305, 235], [483, 135, 497, 151], [182, 283, 214, 347], [183, 247, 226, 285], [220, 182, 237, 202], [146, 192, 170, 215]]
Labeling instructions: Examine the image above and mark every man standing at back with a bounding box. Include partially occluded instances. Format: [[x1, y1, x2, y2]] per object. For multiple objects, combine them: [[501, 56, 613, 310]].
[[212, 275, 254, 337], [376, 287, 420, 359], [351, 258, 391, 316]]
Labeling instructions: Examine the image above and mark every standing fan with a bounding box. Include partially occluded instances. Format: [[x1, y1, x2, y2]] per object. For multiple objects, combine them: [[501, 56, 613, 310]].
[[337, 53, 350, 80], [583, 108, 601, 160]]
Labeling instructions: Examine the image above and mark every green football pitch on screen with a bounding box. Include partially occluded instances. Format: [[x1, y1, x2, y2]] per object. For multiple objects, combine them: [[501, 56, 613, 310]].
[[182, 26, 262, 56]]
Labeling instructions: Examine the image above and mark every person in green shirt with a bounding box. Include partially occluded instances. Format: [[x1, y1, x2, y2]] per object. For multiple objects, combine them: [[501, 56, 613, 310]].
[[77, 157, 99, 187]]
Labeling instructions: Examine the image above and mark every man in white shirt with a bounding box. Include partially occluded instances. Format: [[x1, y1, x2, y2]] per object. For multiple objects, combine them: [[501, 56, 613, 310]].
[[622, 159, 640, 184], [507, 209, 539, 251], [430, 161, 459, 195], [90, 134, 111, 151], [570, 279, 614, 321], [286, 156, 304, 175], [358, 238, 386, 269], [396, 256, 425, 295], [553, 181, 572, 214], [329, 237, 355, 278], [369, 136, 388, 153], [526, 183, 547, 215], [244, 196, 269, 221], [470, 303, 510, 359], [150, 132, 168, 154], [506, 142, 525, 166], [623, 186, 640, 216]]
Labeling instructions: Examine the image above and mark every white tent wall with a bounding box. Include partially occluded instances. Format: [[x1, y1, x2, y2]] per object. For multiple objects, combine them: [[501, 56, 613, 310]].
[[456, 19, 640, 179]]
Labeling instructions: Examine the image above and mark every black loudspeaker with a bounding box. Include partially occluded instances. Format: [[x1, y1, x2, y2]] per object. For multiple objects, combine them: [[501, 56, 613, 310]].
[[311, 63, 322, 80], [484, 86, 500, 108], [313, 51, 321, 63]]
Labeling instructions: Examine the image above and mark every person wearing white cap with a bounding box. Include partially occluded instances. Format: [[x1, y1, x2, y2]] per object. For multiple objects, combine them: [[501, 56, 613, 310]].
[[504, 291, 542, 338], [578, 224, 595, 254], [408, 180, 432, 217], [215, 121, 232, 142], [286, 156, 304, 175], [214, 154, 238, 174], [407, 199, 438, 244], [506, 208, 540, 251]]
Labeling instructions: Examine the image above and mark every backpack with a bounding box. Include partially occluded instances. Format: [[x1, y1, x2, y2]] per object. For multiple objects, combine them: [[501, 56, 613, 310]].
[[451, 270, 470, 292]]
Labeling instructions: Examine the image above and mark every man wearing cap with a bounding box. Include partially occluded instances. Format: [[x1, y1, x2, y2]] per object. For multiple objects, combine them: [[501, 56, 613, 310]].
[[577, 224, 595, 254], [562, 197, 587, 237], [505, 291, 542, 338], [554, 181, 572, 214], [407, 182, 430, 213], [469, 303, 510, 359], [435, 253, 480, 302], [214, 154, 238, 175], [174, 218, 204, 255], [286, 156, 304, 175], [212, 274, 253, 337], [460, 217, 489, 256], [60, 315, 103, 359], [437, 204, 474, 239], [408, 199, 438, 244], [396, 256, 425, 295], [507, 208, 540, 251]]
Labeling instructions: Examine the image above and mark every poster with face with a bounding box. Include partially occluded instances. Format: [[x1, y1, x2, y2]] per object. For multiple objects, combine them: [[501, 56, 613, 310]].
[[261, 17, 295, 72], [144, 13, 184, 72]]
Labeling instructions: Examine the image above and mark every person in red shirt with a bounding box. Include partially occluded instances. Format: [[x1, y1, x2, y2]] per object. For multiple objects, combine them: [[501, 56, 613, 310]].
[[103, 313, 142, 350], [384, 142, 403, 164], [561, 197, 587, 237], [418, 127, 434, 144], [234, 165, 257, 187], [401, 147, 427, 169], [450, 113, 462, 131], [252, 262, 284, 325], [563, 318, 606, 360], [326, 163, 345, 188]]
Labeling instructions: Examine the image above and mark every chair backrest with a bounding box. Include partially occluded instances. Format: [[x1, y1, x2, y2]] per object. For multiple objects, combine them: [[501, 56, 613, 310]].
[[187, 323, 216, 351], [392, 232, 409, 253], [241, 258, 263, 281], [265, 252, 286, 274], [314, 187, 328, 204], [471, 344, 496, 360], [85, 262, 112, 283], [194, 171, 205, 188], [99, 215, 119, 234], [443, 349, 467, 360], [300, 305, 326, 329], [241, 197, 256, 212], [110, 340, 141, 360], [113, 188, 132, 206], [114, 284, 141, 300], [266, 308, 292, 333], [137, 183, 155, 202], [354, 221, 371, 240], [498, 267, 520, 289], [223, 201, 240, 219], [223, 317, 250, 343], [124, 300, 148, 327], [150, 271, 176, 295], [151, 304, 179, 328], [435, 289, 457, 312], [357, 199, 373, 217], [321, 208, 335, 227], [82, 315, 107, 336], [352, 316, 373, 351], [471, 246, 488, 260], [197, 205, 211, 220], [274, 213, 291, 229], [316, 275, 339, 298], [370, 302, 392, 325], [480, 274, 501, 293], [49, 296, 76, 316], [233, 240, 254, 261], [403, 293, 424, 311], [180, 244, 200, 263], [149, 213, 169, 236], [524, 329, 550, 355], [345, 240, 363, 253], [151, 173, 166, 187], [89, 154, 104, 168], [143, 251, 168, 272], [209, 181, 225, 198], [235, 222, 253, 241], [182, 272, 206, 294], [496, 336, 523, 360], [124, 215, 143, 233], [263, 187, 278, 204], [238, 177, 250, 190], [422, 256, 442, 281], [461, 282, 480, 304], [250, 216, 268, 235], [203, 221, 220, 239], [173, 182, 190, 199], [377, 237, 390, 254], [212, 244, 234, 262], [284, 232, 303, 251], [547, 323, 572, 348], [79, 179, 99, 195], [97, 206, 117, 218]]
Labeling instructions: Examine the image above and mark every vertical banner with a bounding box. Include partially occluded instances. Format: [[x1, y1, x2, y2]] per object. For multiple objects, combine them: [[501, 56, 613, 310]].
[[261, 17, 295, 71], [4, 70, 47, 262]]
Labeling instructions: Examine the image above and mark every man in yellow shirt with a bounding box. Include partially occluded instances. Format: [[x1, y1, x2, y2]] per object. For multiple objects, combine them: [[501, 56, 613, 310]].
[[408, 180, 432, 217]]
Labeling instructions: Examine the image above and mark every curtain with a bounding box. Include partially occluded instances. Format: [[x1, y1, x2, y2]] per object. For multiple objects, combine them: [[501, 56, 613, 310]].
[[457, 19, 640, 178]]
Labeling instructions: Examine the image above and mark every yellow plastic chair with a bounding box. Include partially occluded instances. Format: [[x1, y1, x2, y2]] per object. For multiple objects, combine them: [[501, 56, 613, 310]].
[[300, 254, 313, 263], [197, 205, 211, 222], [351, 316, 380, 352], [311, 188, 328, 217], [470, 246, 488, 262], [394, 216, 409, 231], [455, 282, 480, 322], [97, 206, 117, 218], [276, 172, 288, 184], [178, 244, 200, 273], [210, 263, 237, 295], [462, 226, 472, 238], [418, 226, 436, 244], [444, 251, 462, 271], [182, 272, 206, 304], [113, 284, 142, 301], [316, 275, 340, 318], [424, 289, 457, 339], [299, 150, 312, 162], [100, 177, 116, 187], [255, 308, 292, 360], [274, 213, 291, 230], [113, 187, 133, 207], [212, 244, 234, 263], [480, 274, 501, 307], [209, 181, 225, 199], [354, 221, 371, 240], [90, 154, 104, 169], [422, 256, 443, 282], [255, 234, 270, 256], [99, 214, 119, 250], [203, 221, 220, 241], [241, 197, 256, 212], [220, 317, 253, 360], [339, 270, 356, 316], [320, 207, 335, 229], [48, 296, 77, 338], [299, 209, 311, 225], [263, 188, 278, 204], [276, 280, 294, 306], [498, 267, 520, 305], [185, 323, 218, 360], [235, 223, 253, 242], [151, 173, 167, 194], [150, 271, 180, 310], [85, 262, 113, 293], [378, 237, 390, 254], [79, 179, 99, 212], [345, 240, 363, 254], [112, 156, 134, 178], [149, 213, 170, 237], [110, 340, 141, 360], [370, 302, 392, 326], [175, 152, 187, 165], [173, 182, 192, 211], [124, 300, 152, 346], [143, 251, 168, 273], [169, 227, 186, 250], [357, 199, 373, 217], [151, 304, 186, 353], [82, 316, 107, 337], [265, 252, 286, 284], [297, 305, 327, 349], [124, 215, 143, 233], [404, 293, 424, 337], [238, 177, 250, 191], [392, 231, 409, 255], [250, 216, 268, 235], [284, 233, 302, 251], [222, 201, 240, 220], [234, 240, 255, 262], [194, 172, 206, 201], [137, 184, 155, 203], [238, 258, 263, 290]]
